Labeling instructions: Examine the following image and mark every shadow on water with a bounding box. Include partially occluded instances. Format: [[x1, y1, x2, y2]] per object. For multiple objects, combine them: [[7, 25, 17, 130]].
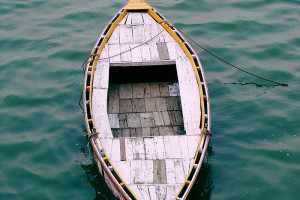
[[80, 143, 117, 200], [187, 144, 214, 200]]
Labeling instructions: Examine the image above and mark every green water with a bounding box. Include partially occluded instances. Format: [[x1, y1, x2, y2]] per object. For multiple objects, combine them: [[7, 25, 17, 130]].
[[0, 0, 299, 199]]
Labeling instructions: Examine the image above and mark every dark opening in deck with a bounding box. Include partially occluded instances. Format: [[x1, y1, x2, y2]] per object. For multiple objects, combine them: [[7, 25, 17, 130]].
[[107, 63, 186, 138]]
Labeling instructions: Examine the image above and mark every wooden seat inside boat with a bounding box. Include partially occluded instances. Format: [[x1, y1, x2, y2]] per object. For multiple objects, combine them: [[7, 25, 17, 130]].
[[107, 62, 186, 138]]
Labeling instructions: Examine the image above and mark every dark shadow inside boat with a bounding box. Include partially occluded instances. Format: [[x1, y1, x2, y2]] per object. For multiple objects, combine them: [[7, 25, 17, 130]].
[[80, 143, 118, 200], [108, 62, 186, 138]]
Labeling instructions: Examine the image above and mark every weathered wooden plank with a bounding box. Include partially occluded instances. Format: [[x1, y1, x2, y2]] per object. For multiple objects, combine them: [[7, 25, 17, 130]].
[[173, 125, 185, 135], [174, 111, 184, 125], [108, 114, 120, 128], [108, 44, 121, 62], [119, 24, 133, 43], [130, 13, 144, 25], [174, 159, 186, 183], [145, 98, 156, 112], [108, 84, 119, 114], [149, 40, 160, 60], [130, 128, 137, 137], [148, 185, 157, 200], [155, 98, 167, 111], [166, 96, 180, 111], [94, 61, 109, 89], [132, 83, 147, 98], [153, 159, 167, 184], [119, 99, 133, 113], [120, 44, 132, 62], [153, 112, 164, 126], [175, 45, 201, 135], [164, 136, 182, 159], [159, 82, 169, 97], [187, 135, 200, 158], [132, 25, 144, 43], [144, 137, 156, 160], [135, 128, 142, 137], [129, 185, 143, 199], [168, 111, 176, 125], [161, 111, 171, 125], [141, 43, 152, 61], [131, 160, 153, 183], [143, 24, 152, 41], [140, 112, 155, 127], [149, 83, 160, 97], [166, 42, 178, 60], [166, 185, 181, 200], [141, 127, 151, 137], [150, 24, 159, 43], [150, 127, 159, 136], [127, 113, 141, 128], [110, 139, 121, 161], [141, 12, 156, 24], [110, 60, 175, 67], [112, 129, 122, 138], [125, 13, 132, 24], [100, 139, 113, 158], [120, 138, 126, 161], [165, 159, 176, 184], [118, 114, 128, 128], [113, 161, 131, 183], [168, 82, 180, 96], [137, 185, 151, 200], [119, 83, 132, 99], [99, 45, 109, 60], [108, 25, 120, 44], [179, 136, 189, 159], [161, 29, 174, 42], [153, 136, 166, 159], [155, 185, 167, 200], [131, 138, 145, 160], [132, 98, 146, 113], [131, 43, 143, 62], [157, 24, 166, 42], [125, 138, 133, 160], [159, 127, 174, 136], [92, 88, 113, 138], [157, 42, 170, 60], [122, 128, 130, 137]]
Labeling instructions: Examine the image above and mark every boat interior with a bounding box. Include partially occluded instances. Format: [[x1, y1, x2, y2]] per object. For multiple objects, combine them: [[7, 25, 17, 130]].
[[107, 62, 185, 138]]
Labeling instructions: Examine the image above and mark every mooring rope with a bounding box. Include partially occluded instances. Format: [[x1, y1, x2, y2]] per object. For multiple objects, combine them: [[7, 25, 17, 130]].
[[173, 26, 288, 86]]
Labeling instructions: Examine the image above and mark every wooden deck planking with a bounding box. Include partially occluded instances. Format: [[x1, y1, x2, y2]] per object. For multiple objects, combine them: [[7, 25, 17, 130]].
[[164, 136, 182, 159], [125, 13, 132, 24], [108, 114, 120, 128], [119, 13, 128, 24], [132, 25, 145, 43], [92, 88, 113, 138], [137, 185, 151, 200], [120, 44, 132, 62], [108, 44, 121, 62], [125, 138, 134, 160], [108, 25, 120, 44], [141, 13, 156, 24], [113, 161, 131, 183], [119, 25, 133, 44], [131, 138, 145, 160], [141, 43, 152, 61], [153, 136, 166, 159], [110, 139, 121, 161], [130, 12, 144, 25], [144, 137, 156, 160], [155, 185, 167, 200], [119, 83, 133, 99], [93, 61, 109, 89], [107, 84, 119, 114], [131, 43, 143, 62]]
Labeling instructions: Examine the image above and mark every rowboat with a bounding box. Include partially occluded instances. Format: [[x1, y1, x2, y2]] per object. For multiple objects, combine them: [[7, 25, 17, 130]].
[[83, 0, 211, 199]]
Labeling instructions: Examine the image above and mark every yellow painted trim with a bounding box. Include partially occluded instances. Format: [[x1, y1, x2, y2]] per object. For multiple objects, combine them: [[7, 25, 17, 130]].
[[147, 9, 207, 200], [87, 9, 139, 200], [122, 0, 152, 10]]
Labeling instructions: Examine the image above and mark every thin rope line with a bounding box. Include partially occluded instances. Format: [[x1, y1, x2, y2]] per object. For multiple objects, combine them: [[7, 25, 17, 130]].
[[174, 26, 288, 86]]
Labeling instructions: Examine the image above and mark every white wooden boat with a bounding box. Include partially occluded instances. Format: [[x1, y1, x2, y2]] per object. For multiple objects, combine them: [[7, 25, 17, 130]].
[[83, 0, 211, 199]]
